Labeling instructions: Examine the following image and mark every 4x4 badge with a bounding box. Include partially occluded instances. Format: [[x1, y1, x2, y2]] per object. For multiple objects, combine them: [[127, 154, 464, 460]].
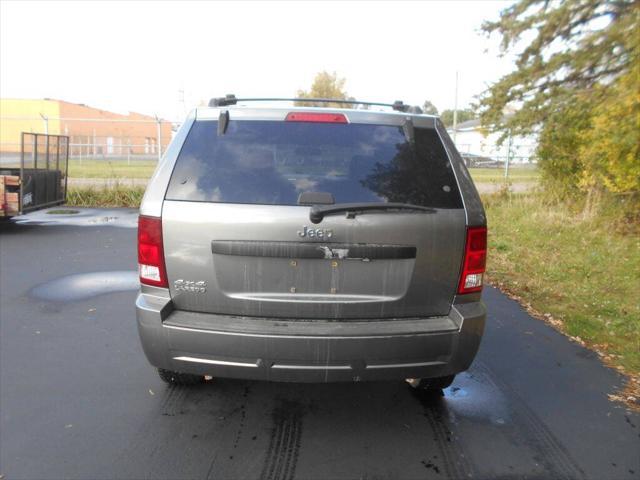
[[297, 226, 333, 239], [174, 279, 207, 293]]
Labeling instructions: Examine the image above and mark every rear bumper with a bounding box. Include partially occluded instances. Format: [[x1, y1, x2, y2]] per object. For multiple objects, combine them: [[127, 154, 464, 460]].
[[136, 291, 485, 383]]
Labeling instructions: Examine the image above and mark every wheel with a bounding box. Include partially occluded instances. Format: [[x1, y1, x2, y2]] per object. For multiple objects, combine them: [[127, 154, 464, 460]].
[[157, 368, 205, 386], [406, 374, 455, 392]]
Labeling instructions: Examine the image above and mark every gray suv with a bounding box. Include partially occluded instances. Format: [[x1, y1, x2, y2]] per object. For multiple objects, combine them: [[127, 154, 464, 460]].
[[136, 97, 487, 392]]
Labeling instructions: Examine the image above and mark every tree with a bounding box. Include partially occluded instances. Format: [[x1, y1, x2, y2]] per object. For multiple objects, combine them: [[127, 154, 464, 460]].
[[479, 0, 638, 137], [535, 96, 593, 197], [422, 100, 438, 115], [577, 64, 640, 194], [440, 108, 476, 127], [480, 0, 639, 196], [295, 71, 354, 108]]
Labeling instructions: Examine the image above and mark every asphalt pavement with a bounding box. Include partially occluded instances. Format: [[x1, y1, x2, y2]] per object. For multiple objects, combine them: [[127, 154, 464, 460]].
[[0, 208, 638, 480]]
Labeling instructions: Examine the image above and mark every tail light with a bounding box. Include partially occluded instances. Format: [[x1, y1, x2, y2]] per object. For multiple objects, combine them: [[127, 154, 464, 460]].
[[138, 215, 168, 288], [457, 226, 487, 294], [285, 112, 348, 123]]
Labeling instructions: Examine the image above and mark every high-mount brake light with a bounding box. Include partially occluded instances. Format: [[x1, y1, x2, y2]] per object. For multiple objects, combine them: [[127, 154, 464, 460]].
[[138, 215, 168, 288], [285, 112, 348, 123], [457, 226, 487, 294]]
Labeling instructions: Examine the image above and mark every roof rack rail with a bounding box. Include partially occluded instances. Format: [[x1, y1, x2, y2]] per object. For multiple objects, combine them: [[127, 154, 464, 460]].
[[208, 95, 419, 113]]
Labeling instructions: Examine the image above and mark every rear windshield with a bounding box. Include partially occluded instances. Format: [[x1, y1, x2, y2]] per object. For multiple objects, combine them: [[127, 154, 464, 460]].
[[166, 120, 462, 208]]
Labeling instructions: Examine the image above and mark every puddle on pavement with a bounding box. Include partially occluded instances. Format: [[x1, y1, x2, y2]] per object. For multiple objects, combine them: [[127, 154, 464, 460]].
[[14, 208, 138, 228], [30, 271, 139, 302], [416, 370, 512, 427]]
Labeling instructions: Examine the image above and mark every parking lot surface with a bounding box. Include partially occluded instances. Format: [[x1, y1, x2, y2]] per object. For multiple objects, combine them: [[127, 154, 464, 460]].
[[1, 209, 638, 480]]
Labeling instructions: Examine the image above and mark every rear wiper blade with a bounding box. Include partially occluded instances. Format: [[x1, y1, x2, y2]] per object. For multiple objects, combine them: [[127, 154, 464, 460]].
[[309, 202, 436, 224]]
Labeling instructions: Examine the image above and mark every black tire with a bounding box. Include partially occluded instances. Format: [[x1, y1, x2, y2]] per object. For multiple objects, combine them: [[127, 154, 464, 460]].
[[406, 374, 455, 392], [157, 368, 205, 386]]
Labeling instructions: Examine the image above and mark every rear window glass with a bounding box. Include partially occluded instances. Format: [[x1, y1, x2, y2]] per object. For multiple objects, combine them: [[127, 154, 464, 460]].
[[165, 120, 462, 208]]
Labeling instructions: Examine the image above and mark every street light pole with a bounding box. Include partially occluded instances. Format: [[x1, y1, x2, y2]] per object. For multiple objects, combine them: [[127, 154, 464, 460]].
[[39, 113, 49, 135], [452, 71, 459, 145]]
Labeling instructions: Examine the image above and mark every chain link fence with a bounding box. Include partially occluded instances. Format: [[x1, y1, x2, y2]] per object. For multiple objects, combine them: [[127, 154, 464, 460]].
[[1, 116, 537, 188], [0, 116, 179, 167]]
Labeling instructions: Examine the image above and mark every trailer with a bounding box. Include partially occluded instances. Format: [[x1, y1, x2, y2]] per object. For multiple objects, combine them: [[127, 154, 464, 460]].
[[0, 133, 69, 219]]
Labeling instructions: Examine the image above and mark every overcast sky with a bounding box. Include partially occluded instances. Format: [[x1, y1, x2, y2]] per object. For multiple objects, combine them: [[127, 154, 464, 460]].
[[1, 1, 515, 120]]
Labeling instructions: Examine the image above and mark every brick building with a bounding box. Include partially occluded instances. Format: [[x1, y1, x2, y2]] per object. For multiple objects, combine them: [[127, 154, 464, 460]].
[[0, 98, 172, 156]]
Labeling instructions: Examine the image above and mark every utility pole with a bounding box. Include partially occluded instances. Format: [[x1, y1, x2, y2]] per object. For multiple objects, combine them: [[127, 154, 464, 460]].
[[155, 115, 162, 162], [505, 129, 513, 181], [38, 113, 50, 168], [179, 88, 186, 117], [452, 71, 459, 145], [64, 125, 70, 158]]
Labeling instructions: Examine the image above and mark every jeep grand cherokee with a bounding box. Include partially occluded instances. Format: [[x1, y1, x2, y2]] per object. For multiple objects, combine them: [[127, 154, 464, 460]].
[[136, 97, 487, 392]]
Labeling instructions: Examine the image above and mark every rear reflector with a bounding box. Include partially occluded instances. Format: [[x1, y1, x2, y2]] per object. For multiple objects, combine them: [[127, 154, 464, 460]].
[[457, 226, 487, 294], [285, 112, 348, 123], [138, 215, 168, 288]]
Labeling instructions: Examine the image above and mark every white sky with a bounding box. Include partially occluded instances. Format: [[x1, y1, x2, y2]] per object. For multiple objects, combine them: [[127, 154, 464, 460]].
[[0, 0, 515, 121]]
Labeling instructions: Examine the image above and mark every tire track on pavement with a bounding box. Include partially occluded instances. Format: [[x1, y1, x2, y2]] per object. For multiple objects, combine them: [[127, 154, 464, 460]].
[[414, 389, 475, 479], [260, 400, 304, 480], [474, 361, 586, 480], [120, 383, 189, 465]]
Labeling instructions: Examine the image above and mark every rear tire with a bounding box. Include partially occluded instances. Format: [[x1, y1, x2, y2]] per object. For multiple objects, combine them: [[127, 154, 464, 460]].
[[157, 368, 205, 386], [406, 374, 455, 392]]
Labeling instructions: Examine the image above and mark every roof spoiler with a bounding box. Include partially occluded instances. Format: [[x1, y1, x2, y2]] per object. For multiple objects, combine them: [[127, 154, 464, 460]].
[[208, 95, 422, 113]]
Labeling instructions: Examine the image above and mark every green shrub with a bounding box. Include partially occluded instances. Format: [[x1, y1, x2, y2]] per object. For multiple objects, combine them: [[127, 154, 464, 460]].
[[536, 68, 640, 215], [66, 186, 145, 208]]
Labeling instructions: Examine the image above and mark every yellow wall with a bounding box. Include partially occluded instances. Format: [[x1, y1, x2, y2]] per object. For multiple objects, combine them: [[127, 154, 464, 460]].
[[1, 98, 172, 155], [0, 99, 61, 152]]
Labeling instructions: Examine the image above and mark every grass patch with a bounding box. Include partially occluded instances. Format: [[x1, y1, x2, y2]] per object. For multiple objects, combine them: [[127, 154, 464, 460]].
[[470, 167, 539, 183], [67, 159, 157, 179], [65, 160, 539, 185], [484, 192, 639, 376], [66, 185, 145, 208]]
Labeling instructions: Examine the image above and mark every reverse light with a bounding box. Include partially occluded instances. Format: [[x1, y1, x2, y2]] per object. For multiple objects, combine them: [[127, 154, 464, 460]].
[[285, 112, 348, 123], [138, 215, 168, 288], [457, 226, 487, 294]]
